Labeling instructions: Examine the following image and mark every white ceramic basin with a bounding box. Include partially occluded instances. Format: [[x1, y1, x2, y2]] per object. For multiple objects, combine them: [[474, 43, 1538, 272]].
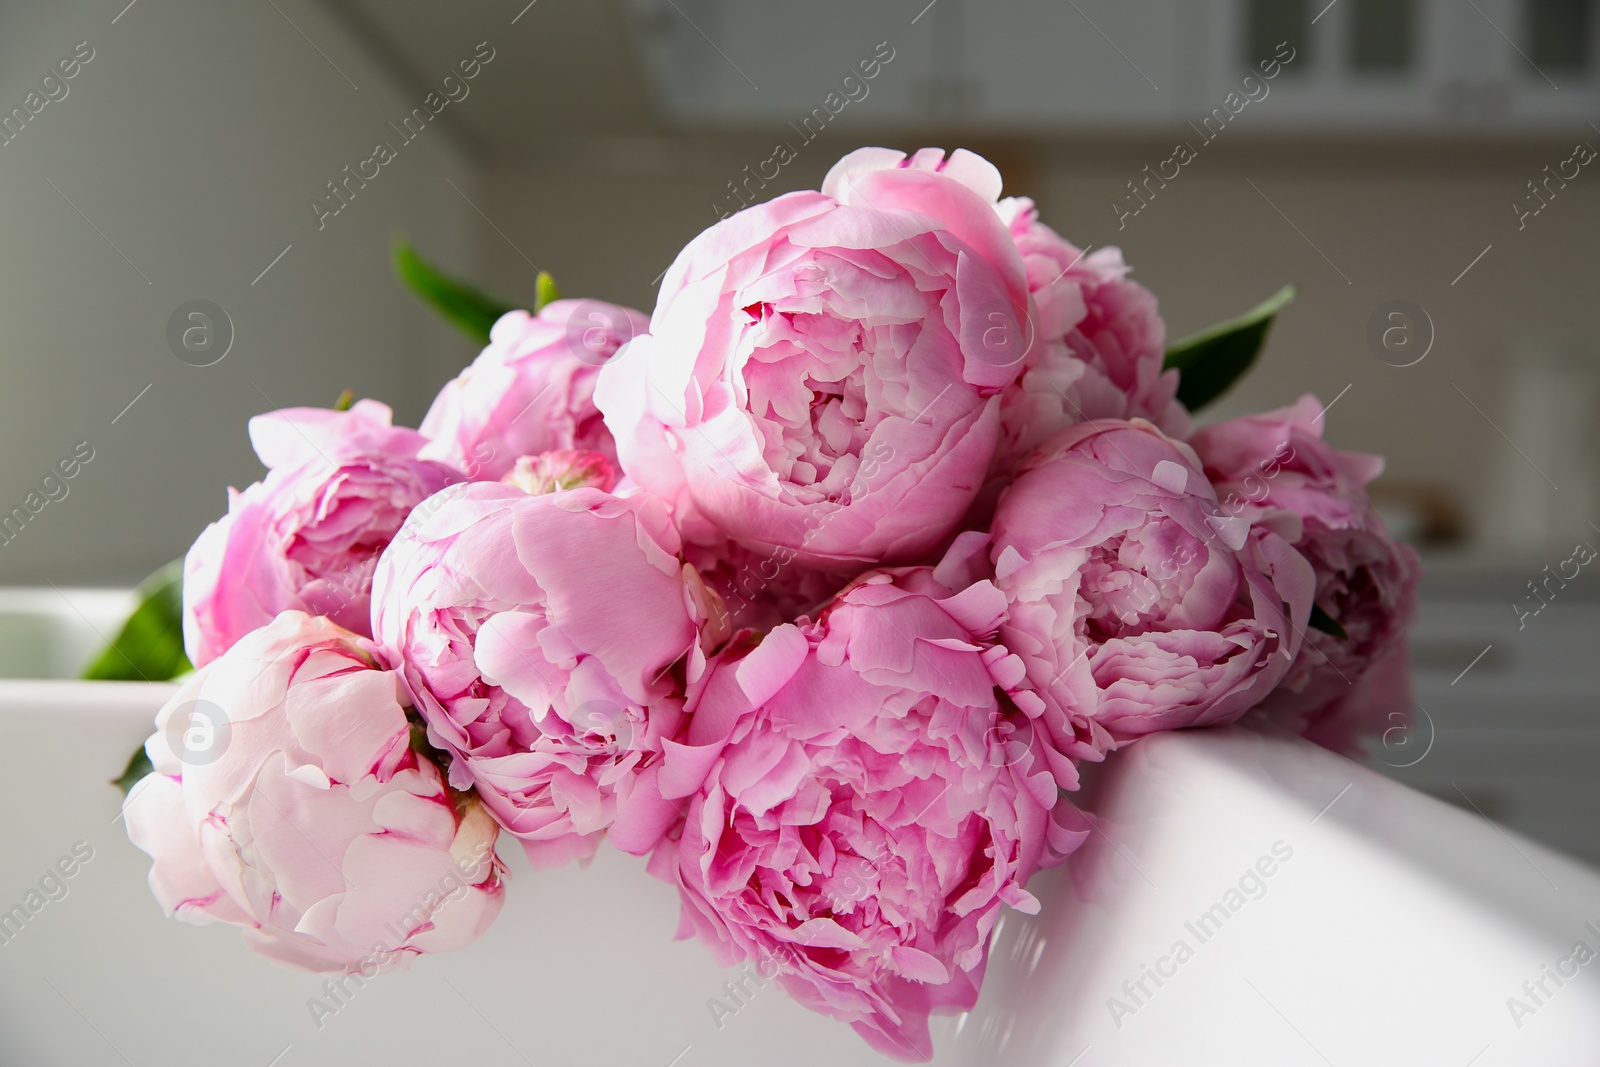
[[1, 587, 1597, 1065], [2, 681, 1597, 1066], [945, 727, 1600, 1066], [0, 588, 134, 680]]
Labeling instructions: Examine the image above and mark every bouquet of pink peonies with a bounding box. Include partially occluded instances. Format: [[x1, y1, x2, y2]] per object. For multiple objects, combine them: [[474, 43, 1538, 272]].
[[115, 147, 1418, 1062]]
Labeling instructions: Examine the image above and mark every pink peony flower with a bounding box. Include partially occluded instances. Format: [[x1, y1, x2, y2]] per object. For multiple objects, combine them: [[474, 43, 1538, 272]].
[[988, 199, 1186, 474], [370, 481, 724, 866], [1190, 395, 1421, 754], [649, 564, 1087, 1062], [421, 301, 649, 480], [182, 400, 461, 668], [990, 419, 1314, 750], [594, 147, 1032, 573], [123, 611, 505, 973]]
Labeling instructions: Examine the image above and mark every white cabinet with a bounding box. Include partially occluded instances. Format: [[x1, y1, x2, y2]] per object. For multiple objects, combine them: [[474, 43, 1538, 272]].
[[1212, 0, 1600, 132], [623, 0, 1600, 133]]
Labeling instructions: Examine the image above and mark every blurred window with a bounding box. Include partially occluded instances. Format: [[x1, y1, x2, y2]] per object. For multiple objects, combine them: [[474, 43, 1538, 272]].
[[1348, 0, 1414, 72], [1526, 0, 1592, 73], [1247, 0, 1311, 72]]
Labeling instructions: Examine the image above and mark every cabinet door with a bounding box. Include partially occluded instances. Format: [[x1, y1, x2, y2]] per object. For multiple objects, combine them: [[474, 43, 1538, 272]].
[[1200, 0, 1449, 130], [1486, 0, 1600, 128]]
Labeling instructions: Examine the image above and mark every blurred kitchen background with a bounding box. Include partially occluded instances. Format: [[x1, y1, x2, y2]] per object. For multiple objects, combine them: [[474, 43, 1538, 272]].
[[0, 0, 1597, 858]]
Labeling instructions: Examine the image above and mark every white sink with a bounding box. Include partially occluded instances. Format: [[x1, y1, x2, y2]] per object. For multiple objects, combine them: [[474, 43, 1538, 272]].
[[1, 591, 1597, 1065], [949, 727, 1600, 1066], [0, 588, 134, 680]]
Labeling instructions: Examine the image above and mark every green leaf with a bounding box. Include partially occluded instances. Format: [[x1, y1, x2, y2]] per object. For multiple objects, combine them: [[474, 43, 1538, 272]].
[[1308, 603, 1349, 640], [392, 237, 515, 346], [80, 560, 193, 682], [534, 271, 561, 311], [112, 746, 153, 798], [1164, 284, 1296, 412], [333, 388, 355, 412]]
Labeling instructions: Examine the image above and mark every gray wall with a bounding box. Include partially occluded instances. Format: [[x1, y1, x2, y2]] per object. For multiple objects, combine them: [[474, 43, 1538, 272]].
[[0, 0, 481, 585]]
